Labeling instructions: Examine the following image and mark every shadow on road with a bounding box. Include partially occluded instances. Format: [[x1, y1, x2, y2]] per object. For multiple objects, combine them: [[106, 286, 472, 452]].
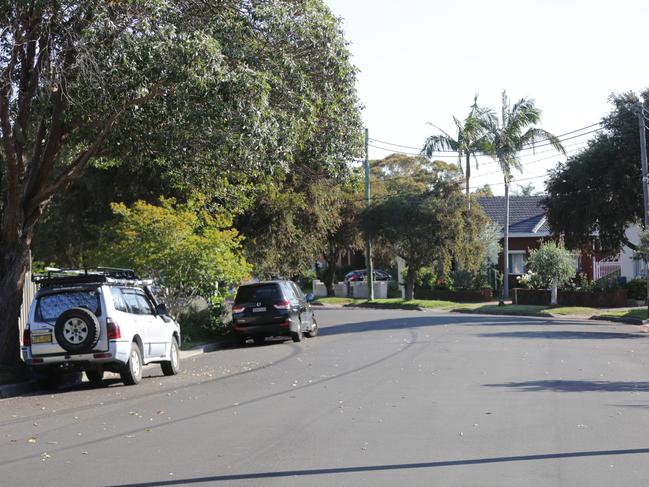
[[485, 380, 649, 392], [105, 447, 649, 486], [479, 331, 645, 340]]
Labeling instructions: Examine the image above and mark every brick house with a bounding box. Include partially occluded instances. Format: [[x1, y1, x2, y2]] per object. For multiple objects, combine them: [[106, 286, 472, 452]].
[[477, 196, 595, 291]]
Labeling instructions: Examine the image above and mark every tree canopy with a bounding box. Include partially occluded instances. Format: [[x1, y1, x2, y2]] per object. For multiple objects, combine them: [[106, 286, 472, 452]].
[[90, 196, 251, 317], [544, 91, 648, 255], [361, 156, 485, 299]]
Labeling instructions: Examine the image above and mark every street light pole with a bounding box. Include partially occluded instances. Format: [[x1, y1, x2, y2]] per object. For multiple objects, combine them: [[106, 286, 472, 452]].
[[632, 102, 649, 317], [364, 128, 375, 301]]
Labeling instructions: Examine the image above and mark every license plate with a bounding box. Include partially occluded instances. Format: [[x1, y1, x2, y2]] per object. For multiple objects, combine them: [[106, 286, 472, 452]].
[[252, 307, 266, 313], [31, 334, 52, 344]]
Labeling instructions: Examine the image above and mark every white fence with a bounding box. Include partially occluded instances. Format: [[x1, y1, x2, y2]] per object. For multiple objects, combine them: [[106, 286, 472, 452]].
[[593, 261, 621, 280]]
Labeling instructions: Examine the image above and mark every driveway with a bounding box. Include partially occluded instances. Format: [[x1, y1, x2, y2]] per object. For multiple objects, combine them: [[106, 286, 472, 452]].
[[1, 308, 649, 486]]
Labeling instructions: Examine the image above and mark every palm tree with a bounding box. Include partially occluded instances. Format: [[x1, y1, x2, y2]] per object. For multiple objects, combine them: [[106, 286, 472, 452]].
[[482, 91, 565, 303], [421, 95, 494, 206]]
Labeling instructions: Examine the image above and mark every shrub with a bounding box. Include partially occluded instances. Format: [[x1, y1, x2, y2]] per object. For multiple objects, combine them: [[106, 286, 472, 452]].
[[452, 269, 474, 290], [626, 278, 647, 300], [297, 269, 317, 292], [415, 267, 437, 289], [517, 271, 545, 290]]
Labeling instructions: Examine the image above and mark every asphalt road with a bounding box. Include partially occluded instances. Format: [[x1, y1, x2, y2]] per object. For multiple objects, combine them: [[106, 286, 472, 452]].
[[2, 308, 649, 486]]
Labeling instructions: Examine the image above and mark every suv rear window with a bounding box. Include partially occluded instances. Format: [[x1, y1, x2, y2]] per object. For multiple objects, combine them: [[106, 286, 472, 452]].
[[235, 284, 283, 303], [37, 290, 101, 321]]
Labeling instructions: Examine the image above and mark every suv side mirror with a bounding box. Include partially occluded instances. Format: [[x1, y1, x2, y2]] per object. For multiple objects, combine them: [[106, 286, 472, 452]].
[[155, 303, 168, 316], [305, 293, 315, 303]]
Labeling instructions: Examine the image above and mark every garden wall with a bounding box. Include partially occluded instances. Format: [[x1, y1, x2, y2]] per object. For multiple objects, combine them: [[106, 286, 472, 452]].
[[513, 288, 627, 307], [414, 288, 493, 303]]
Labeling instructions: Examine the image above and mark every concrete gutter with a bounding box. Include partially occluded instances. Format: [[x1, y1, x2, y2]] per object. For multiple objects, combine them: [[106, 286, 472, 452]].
[[589, 315, 649, 326]]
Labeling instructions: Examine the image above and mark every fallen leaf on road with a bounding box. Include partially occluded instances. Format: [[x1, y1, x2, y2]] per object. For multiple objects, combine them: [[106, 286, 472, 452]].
[[27, 437, 37, 444]]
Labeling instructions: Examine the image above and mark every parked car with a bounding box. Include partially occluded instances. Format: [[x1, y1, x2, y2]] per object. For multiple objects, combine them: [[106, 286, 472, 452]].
[[231, 280, 318, 344], [21, 268, 181, 386], [344, 269, 392, 282]]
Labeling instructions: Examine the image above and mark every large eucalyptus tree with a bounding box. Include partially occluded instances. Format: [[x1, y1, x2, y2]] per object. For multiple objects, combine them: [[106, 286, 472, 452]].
[[0, 0, 362, 370]]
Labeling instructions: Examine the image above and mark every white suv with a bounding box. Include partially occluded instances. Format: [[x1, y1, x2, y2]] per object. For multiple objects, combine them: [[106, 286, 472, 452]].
[[21, 268, 181, 386]]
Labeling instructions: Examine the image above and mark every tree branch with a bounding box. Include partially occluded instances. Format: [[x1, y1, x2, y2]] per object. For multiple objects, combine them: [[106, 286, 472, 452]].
[[25, 85, 163, 218]]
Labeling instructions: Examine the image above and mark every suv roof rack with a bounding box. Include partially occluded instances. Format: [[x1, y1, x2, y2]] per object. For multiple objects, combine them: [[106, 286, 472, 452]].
[[33, 267, 142, 287]]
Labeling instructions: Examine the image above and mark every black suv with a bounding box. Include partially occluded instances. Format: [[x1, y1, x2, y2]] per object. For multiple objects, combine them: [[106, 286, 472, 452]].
[[231, 280, 318, 344]]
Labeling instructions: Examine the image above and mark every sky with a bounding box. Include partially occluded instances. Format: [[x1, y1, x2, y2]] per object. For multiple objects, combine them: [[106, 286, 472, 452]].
[[324, 0, 649, 195]]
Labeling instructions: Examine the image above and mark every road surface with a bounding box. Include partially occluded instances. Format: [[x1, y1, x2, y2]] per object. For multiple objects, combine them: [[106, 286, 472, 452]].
[[2, 308, 649, 486]]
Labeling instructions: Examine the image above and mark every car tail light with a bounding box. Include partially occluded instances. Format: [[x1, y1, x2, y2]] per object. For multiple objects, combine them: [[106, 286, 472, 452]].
[[107, 318, 121, 340], [22, 328, 31, 346], [232, 305, 245, 314], [274, 301, 291, 310], [93, 352, 112, 359], [280, 320, 290, 328]]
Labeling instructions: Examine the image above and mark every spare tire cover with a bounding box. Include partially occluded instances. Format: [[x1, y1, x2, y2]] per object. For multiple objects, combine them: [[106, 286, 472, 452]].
[[54, 307, 101, 353]]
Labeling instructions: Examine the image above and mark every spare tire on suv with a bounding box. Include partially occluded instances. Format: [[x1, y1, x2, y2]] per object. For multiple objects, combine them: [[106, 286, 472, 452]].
[[54, 307, 101, 353]]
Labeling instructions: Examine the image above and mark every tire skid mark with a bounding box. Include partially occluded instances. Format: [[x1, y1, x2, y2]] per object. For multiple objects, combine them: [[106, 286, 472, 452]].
[[233, 328, 435, 469], [0, 328, 422, 467], [0, 344, 303, 428]]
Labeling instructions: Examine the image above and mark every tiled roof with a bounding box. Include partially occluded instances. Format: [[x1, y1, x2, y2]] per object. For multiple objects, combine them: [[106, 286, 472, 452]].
[[476, 196, 549, 234]]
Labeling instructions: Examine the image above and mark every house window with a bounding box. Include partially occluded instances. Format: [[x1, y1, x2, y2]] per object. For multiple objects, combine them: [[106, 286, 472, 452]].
[[634, 257, 647, 278], [508, 252, 526, 275], [572, 252, 582, 273]]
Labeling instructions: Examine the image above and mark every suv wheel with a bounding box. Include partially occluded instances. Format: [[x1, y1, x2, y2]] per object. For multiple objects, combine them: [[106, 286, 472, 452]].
[[161, 338, 180, 376], [291, 320, 303, 343], [54, 307, 100, 353], [120, 342, 143, 385]]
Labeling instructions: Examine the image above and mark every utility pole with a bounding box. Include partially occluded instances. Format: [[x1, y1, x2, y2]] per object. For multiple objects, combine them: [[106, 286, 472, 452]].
[[364, 128, 375, 301], [632, 102, 649, 317]]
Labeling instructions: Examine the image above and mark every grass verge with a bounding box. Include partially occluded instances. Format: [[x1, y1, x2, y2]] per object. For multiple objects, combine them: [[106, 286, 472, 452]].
[[594, 308, 648, 321], [452, 304, 553, 317], [314, 297, 649, 323]]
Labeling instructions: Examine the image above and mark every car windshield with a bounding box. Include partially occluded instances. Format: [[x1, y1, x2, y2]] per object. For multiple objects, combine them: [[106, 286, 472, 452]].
[[235, 284, 282, 303], [37, 290, 100, 321]]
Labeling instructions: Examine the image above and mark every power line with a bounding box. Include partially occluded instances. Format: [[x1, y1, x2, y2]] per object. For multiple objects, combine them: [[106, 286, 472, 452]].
[[369, 138, 446, 152], [369, 138, 588, 174], [369, 122, 602, 154], [518, 127, 601, 151], [351, 173, 553, 204], [470, 145, 587, 180]]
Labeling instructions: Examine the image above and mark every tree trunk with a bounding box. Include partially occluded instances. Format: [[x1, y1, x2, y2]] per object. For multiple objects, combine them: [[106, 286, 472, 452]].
[[0, 240, 30, 371], [502, 180, 510, 301], [404, 266, 416, 301], [551, 277, 558, 306], [465, 153, 471, 208], [323, 249, 340, 297]]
